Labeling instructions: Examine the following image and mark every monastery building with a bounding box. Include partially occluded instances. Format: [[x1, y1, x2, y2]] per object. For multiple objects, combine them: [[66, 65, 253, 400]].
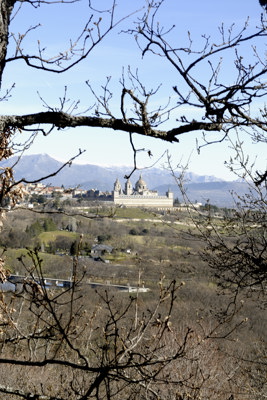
[[112, 175, 173, 208]]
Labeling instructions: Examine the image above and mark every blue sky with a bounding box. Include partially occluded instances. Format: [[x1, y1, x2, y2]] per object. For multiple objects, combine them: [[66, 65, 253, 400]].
[[2, 0, 266, 180]]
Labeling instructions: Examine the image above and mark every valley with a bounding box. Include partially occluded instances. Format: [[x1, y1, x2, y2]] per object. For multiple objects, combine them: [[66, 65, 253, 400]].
[[0, 202, 266, 399]]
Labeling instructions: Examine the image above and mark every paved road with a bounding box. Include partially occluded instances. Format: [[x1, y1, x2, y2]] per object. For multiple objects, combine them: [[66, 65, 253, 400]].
[[2, 275, 150, 293]]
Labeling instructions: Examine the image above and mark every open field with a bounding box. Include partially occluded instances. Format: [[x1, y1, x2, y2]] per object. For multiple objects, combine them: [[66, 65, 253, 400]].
[[1, 207, 203, 286]]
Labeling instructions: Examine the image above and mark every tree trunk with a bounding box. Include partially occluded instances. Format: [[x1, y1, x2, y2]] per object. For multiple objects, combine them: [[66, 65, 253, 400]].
[[0, 0, 15, 86]]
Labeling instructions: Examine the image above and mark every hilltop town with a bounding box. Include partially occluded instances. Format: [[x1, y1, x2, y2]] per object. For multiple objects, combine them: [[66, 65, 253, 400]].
[[10, 175, 175, 208]]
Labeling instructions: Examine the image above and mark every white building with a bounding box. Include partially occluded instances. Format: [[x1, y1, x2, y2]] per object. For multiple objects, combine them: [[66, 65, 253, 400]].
[[112, 175, 173, 208]]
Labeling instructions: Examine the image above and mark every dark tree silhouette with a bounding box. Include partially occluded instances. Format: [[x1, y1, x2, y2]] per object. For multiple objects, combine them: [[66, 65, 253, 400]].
[[259, 0, 267, 10]]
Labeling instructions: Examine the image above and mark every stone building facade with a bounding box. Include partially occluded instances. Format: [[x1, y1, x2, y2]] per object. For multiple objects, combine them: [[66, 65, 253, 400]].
[[112, 175, 173, 208]]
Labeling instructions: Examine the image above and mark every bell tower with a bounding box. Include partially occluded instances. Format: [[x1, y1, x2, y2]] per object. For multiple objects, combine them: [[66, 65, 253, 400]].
[[125, 178, 133, 195], [114, 178, 122, 194]]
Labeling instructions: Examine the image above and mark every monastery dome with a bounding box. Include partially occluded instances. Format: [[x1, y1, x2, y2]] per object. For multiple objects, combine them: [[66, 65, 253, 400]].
[[135, 175, 147, 191]]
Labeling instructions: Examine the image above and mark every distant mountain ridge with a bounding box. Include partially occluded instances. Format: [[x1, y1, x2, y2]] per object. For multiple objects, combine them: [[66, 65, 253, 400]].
[[0, 154, 249, 207]]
